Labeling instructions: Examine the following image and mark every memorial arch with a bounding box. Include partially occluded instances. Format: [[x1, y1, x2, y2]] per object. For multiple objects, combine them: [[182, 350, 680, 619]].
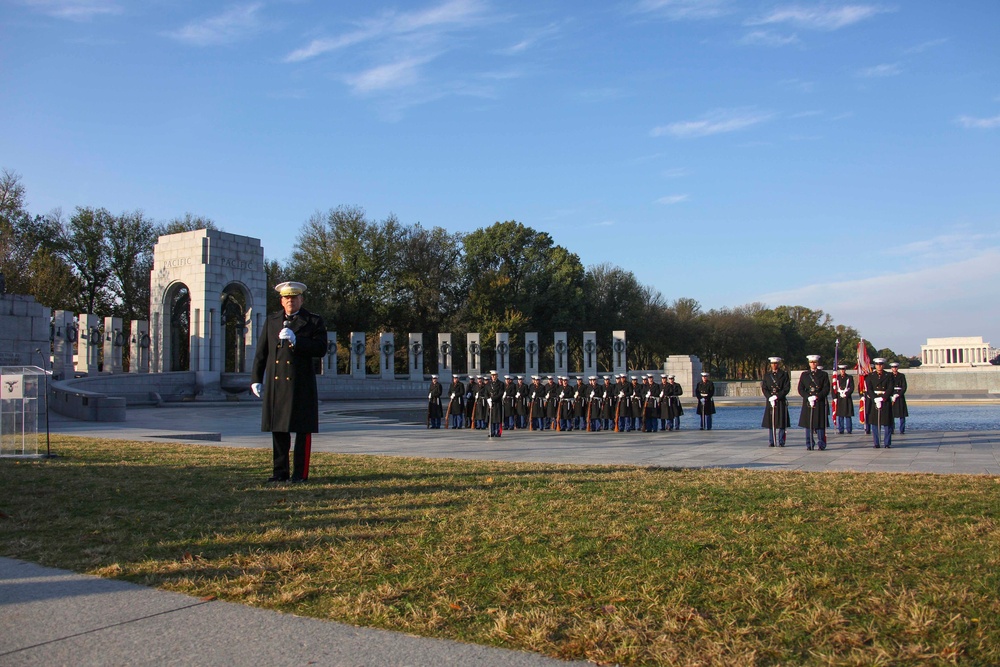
[[149, 230, 266, 385]]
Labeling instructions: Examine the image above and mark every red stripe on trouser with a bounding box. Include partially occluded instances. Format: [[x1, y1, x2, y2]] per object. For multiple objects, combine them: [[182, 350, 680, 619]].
[[302, 433, 311, 480]]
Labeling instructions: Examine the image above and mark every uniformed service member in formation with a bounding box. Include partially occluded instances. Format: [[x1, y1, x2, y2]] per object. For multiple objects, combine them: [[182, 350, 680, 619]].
[[865, 358, 895, 448], [529, 375, 546, 430], [503, 375, 517, 431], [833, 365, 854, 434], [761, 356, 790, 447], [514, 376, 529, 429], [427, 375, 443, 428], [446, 375, 465, 429], [487, 370, 504, 437], [663, 374, 683, 430], [797, 354, 830, 450], [695, 371, 716, 430], [889, 362, 908, 434], [250, 281, 327, 483]]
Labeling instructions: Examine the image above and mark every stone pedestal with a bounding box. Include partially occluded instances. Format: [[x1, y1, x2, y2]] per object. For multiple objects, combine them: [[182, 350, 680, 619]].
[[467, 333, 481, 376], [524, 332, 539, 377], [612, 330, 627, 377], [129, 320, 150, 373], [437, 333, 453, 384], [350, 332, 366, 378], [0, 294, 51, 369], [322, 332, 337, 375], [408, 333, 423, 381], [582, 331, 598, 378], [77, 314, 102, 374], [52, 310, 77, 380], [663, 354, 702, 400], [103, 316, 124, 373], [553, 332, 568, 377], [495, 332, 510, 378], [379, 333, 395, 380]]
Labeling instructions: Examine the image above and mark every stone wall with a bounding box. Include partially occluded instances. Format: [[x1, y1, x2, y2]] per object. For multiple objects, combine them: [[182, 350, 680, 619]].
[[0, 294, 50, 367]]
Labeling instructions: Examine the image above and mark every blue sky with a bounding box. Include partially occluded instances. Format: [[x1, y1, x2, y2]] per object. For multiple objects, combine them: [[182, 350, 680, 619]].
[[2, 0, 998, 355]]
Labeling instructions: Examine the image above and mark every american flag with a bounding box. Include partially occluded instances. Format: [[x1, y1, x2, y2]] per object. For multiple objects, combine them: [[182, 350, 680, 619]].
[[856, 339, 872, 424], [831, 339, 840, 422]]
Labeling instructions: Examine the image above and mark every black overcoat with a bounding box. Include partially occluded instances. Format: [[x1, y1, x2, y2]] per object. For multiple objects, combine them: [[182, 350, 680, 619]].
[[251, 308, 327, 433], [797, 369, 831, 429], [890, 371, 909, 417], [833, 373, 855, 417], [695, 380, 716, 415], [865, 371, 895, 426], [761, 370, 791, 429]]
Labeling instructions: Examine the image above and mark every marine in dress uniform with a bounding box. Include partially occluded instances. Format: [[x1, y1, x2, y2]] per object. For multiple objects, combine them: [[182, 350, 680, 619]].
[[865, 358, 895, 448], [889, 362, 908, 434], [695, 372, 716, 430], [833, 365, 854, 434], [487, 370, 505, 437], [250, 281, 327, 483], [447, 375, 465, 429], [529, 376, 546, 430], [629, 376, 644, 431], [427, 375, 443, 429], [514, 376, 529, 429], [663, 374, 683, 430], [761, 357, 790, 447], [503, 375, 517, 430], [797, 354, 830, 450]]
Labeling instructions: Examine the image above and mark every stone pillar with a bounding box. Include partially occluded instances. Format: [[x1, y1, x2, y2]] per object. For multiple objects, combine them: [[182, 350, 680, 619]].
[[409, 333, 424, 381], [130, 320, 150, 373], [437, 333, 453, 384], [612, 330, 627, 377], [102, 317, 125, 374], [582, 331, 598, 378], [553, 332, 568, 376], [322, 331, 337, 375], [77, 314, 101, 374], [52, 310, 76, 380], [495, 332, 510, 378], [524, 332, 539, 377], [467, 333, 481, 376], [379, 332, 395, 379], [664, 354, 702, 400], [351, 331, 366, 378]]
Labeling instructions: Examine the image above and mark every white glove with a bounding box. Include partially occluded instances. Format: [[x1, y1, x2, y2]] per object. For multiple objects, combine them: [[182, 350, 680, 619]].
[[278, 327, 296, 345], [808, 396, 817, 407], [487, 398, 493, 408], [839, 390, 847, 398], [619, 392, 625, 399], [768, 395, 777, 405], [428, 393, 432, 399], [891, 395, 898, 403], [699, 398, 704, 404], [874, 397, 883, 408], [250, 382, 262, 397]]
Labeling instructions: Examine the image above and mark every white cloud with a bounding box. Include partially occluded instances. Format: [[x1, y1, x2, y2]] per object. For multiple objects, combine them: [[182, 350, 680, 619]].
[[857, 63, 902, 77], [497, 22, 563, 56], [656, 194, 689, 205], [739, 30, 800, 47], [283, 0, 489, 63], [166, 3, 265, 46], [632, 0, 732, 20], [651, 108, 774, 138], [345, 56, 433, 94], [956, 114, 1000, 129], [19, 0, 120, 20], [758, 236, 1000, 353], [903, 37, 948, 55], [747, 4, 886, 31]]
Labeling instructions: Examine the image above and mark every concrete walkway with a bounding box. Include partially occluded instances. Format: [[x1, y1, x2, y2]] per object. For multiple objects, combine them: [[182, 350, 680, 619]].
[[4, 400, 998, 666], [47, 399, 1000, 475]]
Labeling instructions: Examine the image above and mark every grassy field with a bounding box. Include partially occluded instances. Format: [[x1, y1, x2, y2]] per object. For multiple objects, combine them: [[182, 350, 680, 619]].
[[2, 436, 999, 666]]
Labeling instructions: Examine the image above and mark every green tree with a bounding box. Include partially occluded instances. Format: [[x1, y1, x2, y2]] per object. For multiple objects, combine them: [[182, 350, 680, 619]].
[[108, 210, 157, 321]]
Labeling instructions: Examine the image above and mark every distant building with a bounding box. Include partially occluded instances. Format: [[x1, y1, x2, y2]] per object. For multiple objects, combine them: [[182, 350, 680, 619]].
[[920, 336, 996, 367]]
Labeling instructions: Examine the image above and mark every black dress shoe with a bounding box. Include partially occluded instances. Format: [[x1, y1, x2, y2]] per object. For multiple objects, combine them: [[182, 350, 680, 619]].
[[266, 476, 289, 483], [290, 477, 306, 483]]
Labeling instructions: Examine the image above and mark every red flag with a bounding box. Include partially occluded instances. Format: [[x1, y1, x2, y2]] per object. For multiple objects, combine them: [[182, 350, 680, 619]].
[[856, 340, 872, 424]]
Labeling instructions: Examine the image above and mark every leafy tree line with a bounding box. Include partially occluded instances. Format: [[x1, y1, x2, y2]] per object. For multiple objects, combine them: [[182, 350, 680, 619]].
[[3, 169, 922, 377]]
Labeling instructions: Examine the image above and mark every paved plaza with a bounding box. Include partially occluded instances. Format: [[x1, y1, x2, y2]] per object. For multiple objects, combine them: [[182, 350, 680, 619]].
[[47, 399, 1000, 476]]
